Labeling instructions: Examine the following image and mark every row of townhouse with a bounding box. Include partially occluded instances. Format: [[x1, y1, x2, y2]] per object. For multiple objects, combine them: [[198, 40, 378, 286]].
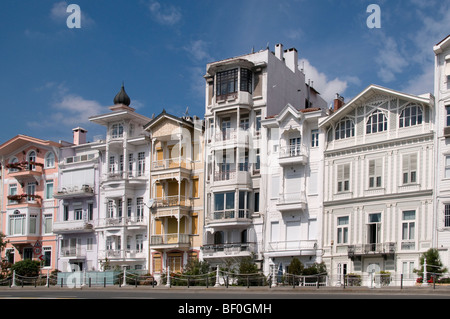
[[0, 36, 449, 286]]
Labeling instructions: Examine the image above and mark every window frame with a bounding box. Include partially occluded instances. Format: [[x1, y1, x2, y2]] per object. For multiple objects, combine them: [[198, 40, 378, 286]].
[[335, 117, 355, 140], [399, 104, 423, 128], [366, 110, 387, 134]]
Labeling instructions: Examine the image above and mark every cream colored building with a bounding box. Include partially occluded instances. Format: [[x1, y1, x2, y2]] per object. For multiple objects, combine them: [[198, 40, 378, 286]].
[[144, 110, 204, 277]]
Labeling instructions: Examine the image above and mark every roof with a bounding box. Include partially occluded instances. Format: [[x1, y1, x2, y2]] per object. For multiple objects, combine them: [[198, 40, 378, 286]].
[[143, 109, 203, 132], [434, 34, 450, 54], [319, 84, 432, 128], [0, 134, 62, 158]]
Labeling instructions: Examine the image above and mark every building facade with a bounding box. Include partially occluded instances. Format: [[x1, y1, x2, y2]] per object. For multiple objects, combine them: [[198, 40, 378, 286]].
[[89, 85, 152, 271], [144, 110, 204, 278], [434, 35, 450, 268], [319, 85, 434, 286], [261, 104, 327, 276], [53, 127, 101, 272], [0, 135, 63, 272], [201, 44, 327, 271]]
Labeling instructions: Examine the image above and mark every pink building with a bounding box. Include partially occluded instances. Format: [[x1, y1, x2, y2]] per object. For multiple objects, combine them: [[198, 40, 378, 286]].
[[0, 135, 62, 273]]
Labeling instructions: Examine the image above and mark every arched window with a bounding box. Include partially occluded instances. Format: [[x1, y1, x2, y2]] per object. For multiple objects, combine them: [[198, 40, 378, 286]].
[[335, 117, 354, 140], [45, 152, 55, 168], [400, 104, 423, 128], [8, 157, 19, 172], [28, 151, 36, 171], [366, 110, 387, 134]]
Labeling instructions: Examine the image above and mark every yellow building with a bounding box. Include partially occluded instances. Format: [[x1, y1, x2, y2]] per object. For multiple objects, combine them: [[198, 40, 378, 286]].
[[144, 110, 204, 277]]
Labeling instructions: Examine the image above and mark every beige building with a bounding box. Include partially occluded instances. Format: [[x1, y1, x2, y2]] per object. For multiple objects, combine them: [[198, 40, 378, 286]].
[[144, 110, 204, 277]]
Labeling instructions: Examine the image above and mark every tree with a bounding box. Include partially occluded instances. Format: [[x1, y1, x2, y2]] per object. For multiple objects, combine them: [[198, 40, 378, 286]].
[[237, 257, 262, 286], [415, 248, 448, 282]]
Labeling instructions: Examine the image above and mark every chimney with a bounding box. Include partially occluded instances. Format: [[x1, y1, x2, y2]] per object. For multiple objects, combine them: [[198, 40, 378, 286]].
[[284, 48, 298, 73], [275, 43, 284, 61], [73, 127, 87, 145], [333, 94, 345, 112]]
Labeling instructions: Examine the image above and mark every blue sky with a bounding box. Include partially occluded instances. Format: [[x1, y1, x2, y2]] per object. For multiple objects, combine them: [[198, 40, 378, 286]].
[[0, 0, 449, 144]]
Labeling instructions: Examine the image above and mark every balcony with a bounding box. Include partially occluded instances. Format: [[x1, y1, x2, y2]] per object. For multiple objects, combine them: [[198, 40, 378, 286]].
[[60, 247, 87, 258], [265, 240, 317, 258], [278, 145, 308, 166], [347, 242, 396, 259], [6, 162, 44, 182], [95, 216, 147, 229], [213, 169, 251, 186], [54, 184, 94, 199], [53, 220, 94, 234], [98, 249, 146, 260], [102, 170, 148, 185], [206, 209, 251, 228], [152, 158, 192, 171], [201, 242, 256, 260], [150, 233, 192, 250], [7, 194, 41, 207], [276, 192, 307, 212]]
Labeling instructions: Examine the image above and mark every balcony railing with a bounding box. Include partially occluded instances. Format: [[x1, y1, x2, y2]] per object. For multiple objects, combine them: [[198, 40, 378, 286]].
[[53, 220, 94, 233], [152, 158, 192, 170], [150, 234, 191, 246], [98, 249, 146, 260], [215, 129, 237, 142], [54, 184, 94, 199], [95, 216, 146, 228], [7, 194, 41, 205], [60, 247, 86, 258], [347, 242, 396, 257], [278, 145, 308, 165], [155, 195, 190, 208], [267, 240, 317, 252], [201, 242, 256, 256], [103, 170, 148, 182]]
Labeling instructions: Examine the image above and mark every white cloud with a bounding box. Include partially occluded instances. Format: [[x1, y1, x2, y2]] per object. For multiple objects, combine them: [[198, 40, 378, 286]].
[[147, 1, 182, 26], [28, 83, 106, 130], [183, 40, 214, 62], [299, 58, 351, 105], [375, 36, 409, 83]]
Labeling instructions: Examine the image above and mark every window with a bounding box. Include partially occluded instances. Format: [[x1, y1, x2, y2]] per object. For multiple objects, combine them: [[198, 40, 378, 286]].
[[335, 118, 354, 140], [400, 104, 423, 128], [240, 117, 249, 131], [8, 184, 18, 204], [29, 214, 37, 234], [255, 111, 261, 135], [45, 180, 54, 200], [368, 159, 382, 188], [311, 129, 319, 147], [239, 150, 249, 171], [87, 238, 94, 251], [109, 156, 115, 174], [45, 152, 55, 168], [43, 247, 51, 267], [44, 214, 53, 234], [107, 200, 114, 218], [8, 157, 19, 172], [27, 182, 36, 202], [289, 138, 301, 156], [88, 203, 93, 221], [238, 191, 250, 218], [445, 156, 450, 179], [214, 192, 235, 219], [216, 68, 238, 97], [138, 152, 145, 176], [402, 153, 417, 184], [63, 205, 69, 221], [74, 208, 83, 220], [402, 211, 415, 250], [337, 164, 350, 192], [240, 68, 253, 93], [366, 110, 387, 134], [111, 123, 124, 138], [136, 234, 144, 252], [254, 191, 260, 213], [445, 204, 450, 227], [9, 214, 25, 235], [337, 216, 349, 244], [127, 199, 132, 217], [446, 106, 450, 127], [28, 151, 36, 171], [136, 198, 144, 221]]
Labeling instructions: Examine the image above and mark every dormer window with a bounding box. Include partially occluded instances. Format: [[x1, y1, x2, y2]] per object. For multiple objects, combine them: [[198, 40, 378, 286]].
[[399, 104, 423, 128], [366, 110, 387, 134], [335, 117, 354, 140]]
